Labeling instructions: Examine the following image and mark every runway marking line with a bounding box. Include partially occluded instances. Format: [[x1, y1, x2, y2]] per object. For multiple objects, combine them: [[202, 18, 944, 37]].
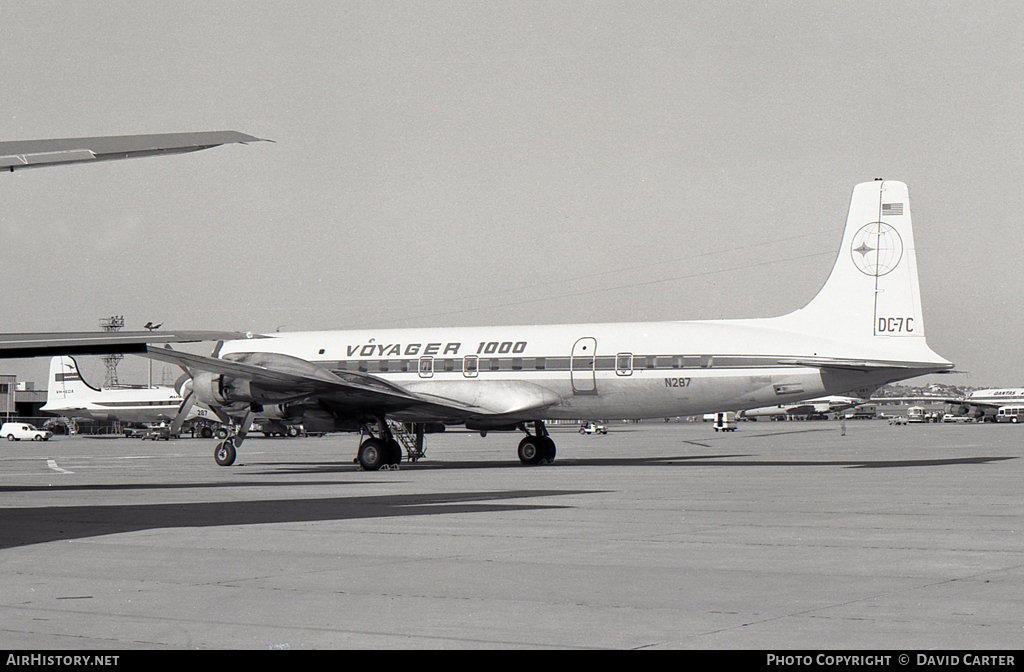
[[46, 459, 73, 474]]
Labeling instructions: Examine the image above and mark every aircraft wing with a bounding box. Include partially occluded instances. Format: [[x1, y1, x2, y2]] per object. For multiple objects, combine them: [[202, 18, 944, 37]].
[[145, 346, 422, 401], [0, 331, 250, 359], [0, 131, 266, 171], [143, 346, 561, 419]]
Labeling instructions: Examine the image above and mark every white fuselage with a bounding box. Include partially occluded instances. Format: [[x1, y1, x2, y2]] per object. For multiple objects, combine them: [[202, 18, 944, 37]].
[[967, 389, 1024, 406], [217, 317, 947, 421], [42, 385, 187, 423]]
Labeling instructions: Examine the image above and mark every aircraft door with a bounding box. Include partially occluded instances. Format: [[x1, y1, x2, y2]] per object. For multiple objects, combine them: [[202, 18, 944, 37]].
[[571, 337, 597, 395]]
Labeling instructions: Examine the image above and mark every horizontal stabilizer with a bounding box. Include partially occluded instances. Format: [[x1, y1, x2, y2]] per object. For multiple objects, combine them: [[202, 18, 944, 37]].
[[776, 357, 941, 371]]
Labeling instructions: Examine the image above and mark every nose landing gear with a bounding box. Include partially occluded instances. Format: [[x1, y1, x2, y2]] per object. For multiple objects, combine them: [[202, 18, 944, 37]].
[[215, 438, 237, 466]]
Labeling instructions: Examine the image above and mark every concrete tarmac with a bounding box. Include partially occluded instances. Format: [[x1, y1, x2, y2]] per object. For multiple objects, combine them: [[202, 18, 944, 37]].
[[1, 421, 1021, 650]]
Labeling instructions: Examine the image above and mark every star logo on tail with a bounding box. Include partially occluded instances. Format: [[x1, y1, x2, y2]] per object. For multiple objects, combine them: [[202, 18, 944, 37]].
[[850, 222, 903, 276]]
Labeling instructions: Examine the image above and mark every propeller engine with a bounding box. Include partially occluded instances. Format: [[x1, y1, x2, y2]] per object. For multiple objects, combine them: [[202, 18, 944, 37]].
[[192, 371, 253, 406], [190, 352, 339, 407]]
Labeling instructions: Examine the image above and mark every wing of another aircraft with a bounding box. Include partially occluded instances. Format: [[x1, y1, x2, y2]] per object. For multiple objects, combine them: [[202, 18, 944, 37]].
[[0, 131, 267, 171], [0, 331, 251, 358]]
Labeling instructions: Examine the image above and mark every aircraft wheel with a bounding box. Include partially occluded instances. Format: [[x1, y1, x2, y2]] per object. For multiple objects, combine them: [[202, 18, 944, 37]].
[[200, 426, 213, 439], [541, 436, 556, 462], [216, 427, 229, 440], [386, 439, 403, 465], [215, 439, 237, 467], [358, 438, 388, 471], [517, 436, 544, 465]]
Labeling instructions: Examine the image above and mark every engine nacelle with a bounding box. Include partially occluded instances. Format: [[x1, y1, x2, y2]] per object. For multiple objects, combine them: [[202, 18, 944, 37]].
[[261, 404, 299, 421], [192, 371, 252, 406], [191, 352, 342, 407]]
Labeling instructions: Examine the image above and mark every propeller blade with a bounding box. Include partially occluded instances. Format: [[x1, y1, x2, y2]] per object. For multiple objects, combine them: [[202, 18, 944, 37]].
[[173, 373, 192, 395], [169, 391, 196, 435]]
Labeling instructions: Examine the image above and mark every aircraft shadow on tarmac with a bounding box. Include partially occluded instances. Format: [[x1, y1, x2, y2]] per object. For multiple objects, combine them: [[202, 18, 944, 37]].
[[256, 453, 1017, 474], [0, 479, 374, 494], [0, 489, 599, 550]]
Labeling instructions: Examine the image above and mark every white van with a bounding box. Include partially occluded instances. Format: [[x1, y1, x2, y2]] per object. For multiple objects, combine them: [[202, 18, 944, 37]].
[[1, 423, 53, 441]]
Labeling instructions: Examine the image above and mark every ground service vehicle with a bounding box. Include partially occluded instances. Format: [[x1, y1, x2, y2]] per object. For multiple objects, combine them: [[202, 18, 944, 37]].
[[996, 406, 1024, 423], [1, 423, 53, 441], [713, 412, 737, 432], [141, 426, 173, 440]]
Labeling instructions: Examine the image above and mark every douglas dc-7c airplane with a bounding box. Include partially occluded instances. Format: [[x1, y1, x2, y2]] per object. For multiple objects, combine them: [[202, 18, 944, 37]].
[[0, 133, 953, 469], [145, 179, 954, 469]]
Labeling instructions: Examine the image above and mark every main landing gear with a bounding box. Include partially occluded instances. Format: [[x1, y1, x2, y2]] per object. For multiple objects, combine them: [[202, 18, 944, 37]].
[[353, 417, 557, 469], [356, 418, 404, 471], [356, 436, 403, 471], [517, 421, 556, 466]]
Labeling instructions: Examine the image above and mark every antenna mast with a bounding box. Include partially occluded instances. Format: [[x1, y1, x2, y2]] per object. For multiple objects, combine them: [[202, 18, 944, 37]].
[[99, 315, 124, 388]]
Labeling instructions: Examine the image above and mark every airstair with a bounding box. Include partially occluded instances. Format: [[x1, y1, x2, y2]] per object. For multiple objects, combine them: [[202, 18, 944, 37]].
[[385, 420, 427, 462]]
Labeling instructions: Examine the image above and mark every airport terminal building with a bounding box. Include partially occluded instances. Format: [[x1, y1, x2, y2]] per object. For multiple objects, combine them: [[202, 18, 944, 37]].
[[0, 375, 48, 420]]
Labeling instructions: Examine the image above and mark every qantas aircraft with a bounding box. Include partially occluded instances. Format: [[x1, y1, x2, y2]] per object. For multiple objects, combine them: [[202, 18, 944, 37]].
[[882, 388, 1024, 422], [0, 135, 953, 469], [959, 389, 1024, 420]]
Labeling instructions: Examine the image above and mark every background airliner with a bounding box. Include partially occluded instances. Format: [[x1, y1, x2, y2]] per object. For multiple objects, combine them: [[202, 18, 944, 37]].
[[960, 389, 1024, 419], [908, 388, 1024, 422], [864, 387, 1024, 422], [737, 396, 865, 420], [40, 356, 214, 428]]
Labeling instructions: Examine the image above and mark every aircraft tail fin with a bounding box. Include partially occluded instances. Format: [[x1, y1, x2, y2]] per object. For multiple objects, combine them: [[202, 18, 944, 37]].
[[771, 180, 940, 353], [43, 356, 101, 409]]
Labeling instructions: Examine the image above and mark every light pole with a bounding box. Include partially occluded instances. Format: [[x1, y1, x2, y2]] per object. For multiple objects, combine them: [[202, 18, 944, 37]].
[[143, 322, 162, 388]]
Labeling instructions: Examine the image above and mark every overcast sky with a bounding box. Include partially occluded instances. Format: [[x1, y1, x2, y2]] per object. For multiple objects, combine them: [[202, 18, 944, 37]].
[[2, 1, 1022, 388]]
